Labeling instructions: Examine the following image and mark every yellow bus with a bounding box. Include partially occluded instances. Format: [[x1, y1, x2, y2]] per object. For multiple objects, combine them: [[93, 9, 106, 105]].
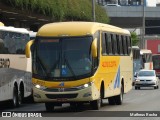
[[26, 22, 133, 111]]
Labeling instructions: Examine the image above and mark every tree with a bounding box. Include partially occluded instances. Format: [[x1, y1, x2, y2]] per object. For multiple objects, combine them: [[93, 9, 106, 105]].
[[131, 32, 139, 46], [1, 0, 110, 23]]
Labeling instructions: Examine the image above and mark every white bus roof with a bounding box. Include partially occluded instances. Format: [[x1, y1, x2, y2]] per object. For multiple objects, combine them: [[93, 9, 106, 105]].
[[29, 31, 37, 37], [132, 46, 140, 49], [0, 26, 29, 34], [140, 49, 152, 55]]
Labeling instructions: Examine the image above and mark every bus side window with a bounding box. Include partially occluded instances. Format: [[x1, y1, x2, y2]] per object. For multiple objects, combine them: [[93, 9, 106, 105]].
[[122, 36, 127, 55], [111, 34, 115, 55], [125, 36, 129, 55], [102, 32, 107, 55], [127, 36, 132, 55], [119, 35, 123, 55], [106, 33, 112, 55], [116, 35, 120, 55], [113, 34, 118, 55]]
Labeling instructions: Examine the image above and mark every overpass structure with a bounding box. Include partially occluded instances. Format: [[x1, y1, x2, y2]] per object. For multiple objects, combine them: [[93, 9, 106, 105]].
[[103, 6, 160, 35]]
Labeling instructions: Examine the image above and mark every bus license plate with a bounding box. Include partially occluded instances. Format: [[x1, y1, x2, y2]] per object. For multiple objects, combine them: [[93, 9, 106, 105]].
[[57, 98, 68, 101]]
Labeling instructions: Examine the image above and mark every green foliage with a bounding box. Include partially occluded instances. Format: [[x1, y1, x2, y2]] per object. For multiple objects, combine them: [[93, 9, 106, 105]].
[[131, 32, 139, 46], [1, 0, 109, 23]]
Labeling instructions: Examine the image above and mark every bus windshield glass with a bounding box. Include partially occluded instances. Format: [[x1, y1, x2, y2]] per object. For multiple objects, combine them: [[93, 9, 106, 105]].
[[33, 36, 93, 80], [153, 55, 160, 70], [0, 31, 29, 54]]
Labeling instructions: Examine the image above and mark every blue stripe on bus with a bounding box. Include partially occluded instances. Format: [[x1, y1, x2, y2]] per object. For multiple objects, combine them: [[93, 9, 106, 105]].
[[114, 66, 120, 89]]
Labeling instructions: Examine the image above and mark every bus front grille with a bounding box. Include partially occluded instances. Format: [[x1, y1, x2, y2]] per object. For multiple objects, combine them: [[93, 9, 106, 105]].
[[45, 93, 78, 99]]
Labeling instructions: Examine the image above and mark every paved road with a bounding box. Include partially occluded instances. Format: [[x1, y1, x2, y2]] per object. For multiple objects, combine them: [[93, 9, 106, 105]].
[[1, 87, 160, 120]]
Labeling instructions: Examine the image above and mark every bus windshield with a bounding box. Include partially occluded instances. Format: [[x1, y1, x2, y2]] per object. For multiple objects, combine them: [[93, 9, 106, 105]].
[[33, 36, 93, 80], [153, 55, 160, 70]]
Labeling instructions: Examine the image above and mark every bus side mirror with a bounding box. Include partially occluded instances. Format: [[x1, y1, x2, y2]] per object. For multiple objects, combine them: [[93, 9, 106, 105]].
[[91, 38, 97, 58], [25, 40, 34, 58]]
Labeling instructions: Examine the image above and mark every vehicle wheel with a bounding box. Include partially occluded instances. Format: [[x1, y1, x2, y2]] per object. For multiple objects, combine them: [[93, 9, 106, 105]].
[[45, 103, 54, 112], [157, 86, 159, 89], [138, 87, 140, 90], [70, 102, 83, 111], [18, 90, 22, 106], [108, 97, 115, 105], [90, 99, 101, 110], [11, 86, 19, 107], [114, 84, 123, 105], [154, 86, 157, 89], [135, 86, 137, 90]]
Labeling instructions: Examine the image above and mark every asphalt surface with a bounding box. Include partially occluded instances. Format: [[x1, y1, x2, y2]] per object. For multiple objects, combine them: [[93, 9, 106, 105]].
[[1, 86, 160, 120]]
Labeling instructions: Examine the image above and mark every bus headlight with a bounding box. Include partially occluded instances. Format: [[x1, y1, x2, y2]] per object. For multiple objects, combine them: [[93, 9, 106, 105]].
[[84, 83, 89, 88], [77, 82, 92, 89], [35, 84, 46, 90]]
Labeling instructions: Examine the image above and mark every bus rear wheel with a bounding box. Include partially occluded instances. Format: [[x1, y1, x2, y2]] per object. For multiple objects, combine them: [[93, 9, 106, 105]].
[[12, 86, 19, 107], [108, 96, 116, 105], [45, 103, 55, 112], [114, 84, 124, 105]]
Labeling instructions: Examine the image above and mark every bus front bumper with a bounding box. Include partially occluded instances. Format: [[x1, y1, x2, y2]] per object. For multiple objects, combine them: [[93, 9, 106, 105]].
[[33, 83, 99, 103]]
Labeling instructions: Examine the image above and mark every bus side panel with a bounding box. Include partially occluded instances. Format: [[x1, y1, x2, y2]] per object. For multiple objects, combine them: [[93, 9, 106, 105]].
[[0, 54, 32, 102], [120, 56, 133, 93], [95, 56, 121, 98]]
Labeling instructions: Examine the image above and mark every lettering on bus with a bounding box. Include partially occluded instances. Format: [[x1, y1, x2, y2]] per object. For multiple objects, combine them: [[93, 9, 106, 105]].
[[0, 58, 10, 68], [102, 61, 117, 67]]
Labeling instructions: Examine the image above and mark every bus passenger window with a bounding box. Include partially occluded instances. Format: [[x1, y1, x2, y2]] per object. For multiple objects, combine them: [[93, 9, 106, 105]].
[[125, 36, 129, 55], [106, 33, 112, 55], [113, 34, 118, 55], [127, 36, 131, 55], [119, 35, 123, 55], [102, 33, 106, 55], [122, 36, 127, 55], [116, 35, 120, 55]]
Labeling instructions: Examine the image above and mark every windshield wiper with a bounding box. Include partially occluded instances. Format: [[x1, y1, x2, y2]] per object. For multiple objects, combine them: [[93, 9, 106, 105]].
[[49, 54, 60, 75], [36, 55, 47, 76], [64, 54, 76, 78]]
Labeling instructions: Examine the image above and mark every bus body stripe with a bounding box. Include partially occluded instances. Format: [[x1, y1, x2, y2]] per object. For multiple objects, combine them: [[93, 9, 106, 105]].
[[114, 66, 120, 89]]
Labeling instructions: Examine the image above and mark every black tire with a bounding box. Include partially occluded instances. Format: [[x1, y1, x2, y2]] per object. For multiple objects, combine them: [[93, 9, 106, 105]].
[[70, 102, 83, 111], [11, 86, 19, 107], [154, 86, 157, 89], [135, 86, 137, 90], [45, 103, 54, 112], [114, 84, 123, 105], [90, 99, 101, 110], [108, 97, 115, 105], [18, 90, 22, 106], [157, 86, 159, 89]]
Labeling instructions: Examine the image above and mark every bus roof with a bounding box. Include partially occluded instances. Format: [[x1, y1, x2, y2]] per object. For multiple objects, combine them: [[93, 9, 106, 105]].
[[0, 26, 29, 34], [29, 31, 37, 37], [152, 54, 160, 56], [140, 49, 152, 54], [37, 22, 130, 37], [132, 46, 140, 49]]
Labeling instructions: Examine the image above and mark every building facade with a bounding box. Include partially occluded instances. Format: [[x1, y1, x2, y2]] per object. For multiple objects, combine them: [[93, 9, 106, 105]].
[[97, 0, 157, 6]]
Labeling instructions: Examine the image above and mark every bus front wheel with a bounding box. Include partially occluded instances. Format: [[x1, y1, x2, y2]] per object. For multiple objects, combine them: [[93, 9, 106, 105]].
[[45, 103, 55, 112], [90, 99, 101, 110]]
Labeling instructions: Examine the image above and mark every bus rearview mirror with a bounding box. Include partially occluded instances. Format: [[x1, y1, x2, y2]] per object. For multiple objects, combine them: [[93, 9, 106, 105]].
[[25, 40, 34, 58], [91, 38, 97, 58]]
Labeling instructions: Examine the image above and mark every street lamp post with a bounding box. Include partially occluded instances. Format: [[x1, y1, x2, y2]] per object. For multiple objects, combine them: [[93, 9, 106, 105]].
[[142, 0, 145, 49], [92, 0, 96, 22]]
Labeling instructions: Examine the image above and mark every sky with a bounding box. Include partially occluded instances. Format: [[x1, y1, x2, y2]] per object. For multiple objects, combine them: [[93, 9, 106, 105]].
[[157, 0, 160, 3]]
